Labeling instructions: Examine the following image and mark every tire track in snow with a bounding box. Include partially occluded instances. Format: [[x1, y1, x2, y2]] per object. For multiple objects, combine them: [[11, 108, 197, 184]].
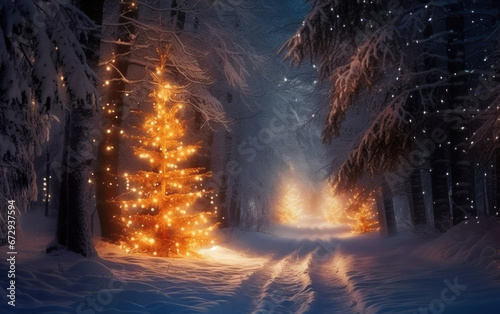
[[219, 247, 315, 314], [233, 242, 366, 314], [307, 245, 359, 314], [328, 253, 370, 313], [206, 229, 372, 314], [251, 248, 315, 314]]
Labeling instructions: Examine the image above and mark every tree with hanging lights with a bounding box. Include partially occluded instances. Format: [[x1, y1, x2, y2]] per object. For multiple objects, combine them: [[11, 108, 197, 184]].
[[94, 0, 138, 243], [283, 0, 500, 234], [320, 185, 379, 234], [345, 189, 379, 234], [117, 47, 217, 257], [275, 181, 304, 225], [95, 1, 260, 240]]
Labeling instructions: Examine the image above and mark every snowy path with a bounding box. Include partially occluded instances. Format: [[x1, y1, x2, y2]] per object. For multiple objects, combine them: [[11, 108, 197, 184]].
[[209, 223, 500, 314], [227, 242, 355, 314], [1, 217, 500, 313]]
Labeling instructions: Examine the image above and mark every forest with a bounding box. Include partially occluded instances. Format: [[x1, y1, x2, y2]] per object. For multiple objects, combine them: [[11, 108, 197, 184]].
[[1, 0, 500, 313]]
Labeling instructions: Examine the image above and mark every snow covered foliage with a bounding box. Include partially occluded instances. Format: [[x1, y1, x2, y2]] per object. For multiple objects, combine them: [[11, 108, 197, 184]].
[[284, 0, 500, 232], [0, 0, 90, 246], [285, 0, 440, 151], [333, 96, 414, 190], [95, 0, 327, 232], [222, 0, 334, 231], [94, 0, 269, 237], [472, 25, 500, 158], [0, 0, 98, 254], [99, 0, 261, 126], [0, 1, 51, 244]]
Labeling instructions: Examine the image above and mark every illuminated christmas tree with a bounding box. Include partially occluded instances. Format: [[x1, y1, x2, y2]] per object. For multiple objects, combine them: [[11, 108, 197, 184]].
[[320, 184, 347, 225], [275, 181, 304, 225], [345, 189, 379, 234], [321, 185, 379, 233], [118, 47, 216, 257]]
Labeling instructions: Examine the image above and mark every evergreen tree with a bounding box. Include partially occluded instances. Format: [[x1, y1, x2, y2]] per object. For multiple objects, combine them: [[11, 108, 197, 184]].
[[275, 180, 304, 225], [95, 0, 138, 242], [1, 0, 97, 256], [345, 189, 379, 234], [95, 0, 256, 239], [283, 0, 500, 233], [117, 48, 216, 257]]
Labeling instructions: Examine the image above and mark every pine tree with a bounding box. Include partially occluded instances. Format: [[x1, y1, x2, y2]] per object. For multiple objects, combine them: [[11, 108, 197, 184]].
[[275, 181, 304, 225], [283, 0, 500, 233], [95, 0, 139, 243], [117, 48, 216, 257], [321, 184, 346, 225], [345, 189, 379, 234], [321, 186, 379, 233], [95, 0, 257, 239], [1, 0, 97, 256]]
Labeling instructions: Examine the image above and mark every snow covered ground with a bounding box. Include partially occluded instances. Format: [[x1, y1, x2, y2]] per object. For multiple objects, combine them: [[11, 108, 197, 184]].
[[1, 213, 500, 314]]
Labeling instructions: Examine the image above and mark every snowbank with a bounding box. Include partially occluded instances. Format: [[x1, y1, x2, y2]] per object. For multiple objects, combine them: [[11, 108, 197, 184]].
[[413, 217, 500, 278]]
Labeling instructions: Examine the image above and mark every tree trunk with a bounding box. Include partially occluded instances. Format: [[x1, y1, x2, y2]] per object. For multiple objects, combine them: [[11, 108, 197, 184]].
[[410, 169, 427, 225], [416, 10, 451, 231], [229, 179, 241, 226], [217, 173, 229, 228], [382, 180, 397, 236], [55, 99, 96, 257], [446, 1, 476, 225], [78, 0, 104, 69], [56, 116, 70, 248], [171, 0, 186, 30], [496, 148, 500, 216], [45, 143, 50, 216], [430, 138, 451, 232], [171, 0, 214, 175], [95, 0, 137, 242]]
